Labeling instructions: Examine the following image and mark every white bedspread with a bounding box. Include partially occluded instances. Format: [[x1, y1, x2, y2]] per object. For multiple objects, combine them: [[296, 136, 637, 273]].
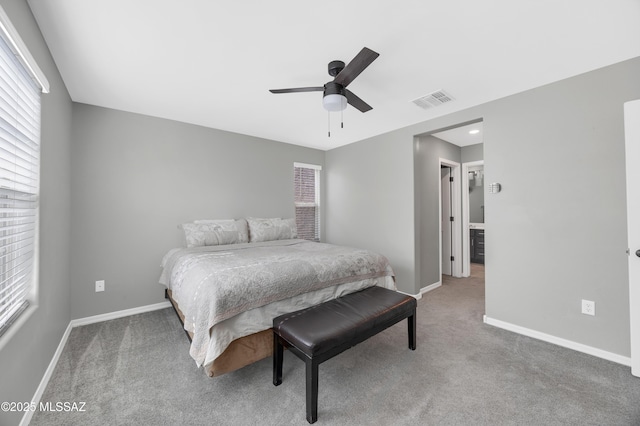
[[159, 239, 395, 368]]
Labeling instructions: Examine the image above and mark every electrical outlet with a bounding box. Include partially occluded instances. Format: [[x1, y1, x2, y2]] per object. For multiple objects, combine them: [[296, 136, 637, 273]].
[[581, 299, 595, 316], [95, 280, 105, 292]]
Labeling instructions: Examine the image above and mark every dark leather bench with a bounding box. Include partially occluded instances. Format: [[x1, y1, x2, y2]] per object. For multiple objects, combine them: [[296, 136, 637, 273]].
[[272, 285, 417, 424]]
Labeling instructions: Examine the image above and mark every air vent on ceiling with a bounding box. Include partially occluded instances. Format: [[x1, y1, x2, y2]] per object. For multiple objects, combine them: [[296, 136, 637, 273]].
[[412, 90, 455, 109]]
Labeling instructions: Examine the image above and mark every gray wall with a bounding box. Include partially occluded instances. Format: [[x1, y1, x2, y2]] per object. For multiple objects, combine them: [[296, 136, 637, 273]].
[[0, 1, 73, 425], [325, 130, 416, 294], [481, 58, 638, 356], [325, 56, 640, 358], [461, 143, 484, 163], [414, 135, 461, 288], [70, 104, 325, 319]]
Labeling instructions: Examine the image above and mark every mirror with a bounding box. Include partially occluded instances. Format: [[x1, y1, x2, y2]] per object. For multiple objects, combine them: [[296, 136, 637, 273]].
[[468, 165, 484, 223]]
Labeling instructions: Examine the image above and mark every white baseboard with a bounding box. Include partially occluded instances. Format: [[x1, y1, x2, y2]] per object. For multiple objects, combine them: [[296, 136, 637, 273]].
[[397, 281, 442, 301], [20, 301, 172, 426], [421, 281, 441, 295], [19, 321, 73, 426], [483, 315, 632, 367], [70, 301, 171, 327]]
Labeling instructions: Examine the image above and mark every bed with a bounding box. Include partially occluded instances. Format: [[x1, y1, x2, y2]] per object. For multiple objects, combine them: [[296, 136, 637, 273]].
[[159, 217, 396, 377]]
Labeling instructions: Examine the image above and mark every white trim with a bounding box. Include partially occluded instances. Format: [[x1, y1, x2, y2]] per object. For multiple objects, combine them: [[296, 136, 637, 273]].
[[19, 321, 72, 426], [19, 301, 172, 425], [397, 290, 422, 300], [483, 315, 632, 367], [0, 304, 36, 352], [396, 282, 441, 302], [624, 99, 640, 377], [438, 158, 462, 278], [0, 5, 49, 93], [294, 162, 322, 170], [421, 281, 442, 295], [462, 160, 484, 277], [70, 301, 171, 327]]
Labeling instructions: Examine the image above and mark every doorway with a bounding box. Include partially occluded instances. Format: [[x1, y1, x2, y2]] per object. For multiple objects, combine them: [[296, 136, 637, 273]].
[[415, 121, 482, 293], [431, 121, 484, 281], [462, 160, 484, 277]]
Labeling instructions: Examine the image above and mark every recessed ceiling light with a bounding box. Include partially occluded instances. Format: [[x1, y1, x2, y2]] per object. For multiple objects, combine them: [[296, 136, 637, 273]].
[[469, 129, 480, 135]]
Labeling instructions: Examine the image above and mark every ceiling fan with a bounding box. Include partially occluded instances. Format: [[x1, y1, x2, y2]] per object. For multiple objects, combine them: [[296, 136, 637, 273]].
[[269, 47, 379, 114]]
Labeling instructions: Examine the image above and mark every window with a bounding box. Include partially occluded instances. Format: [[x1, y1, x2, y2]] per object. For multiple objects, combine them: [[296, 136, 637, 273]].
[[0, 7, 48, 338], [294, 163, 321, 241]]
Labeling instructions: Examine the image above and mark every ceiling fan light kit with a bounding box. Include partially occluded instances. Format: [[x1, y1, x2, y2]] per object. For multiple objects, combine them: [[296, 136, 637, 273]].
[[270, 47, 379, 136], [322, 82, 347, 111], [322, 94, 347, 111]]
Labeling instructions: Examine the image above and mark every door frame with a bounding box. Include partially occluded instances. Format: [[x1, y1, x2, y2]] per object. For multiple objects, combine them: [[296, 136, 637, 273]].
[[441, 166, 453, 276], [462, 160, 484, 277], [438, 158, 462, 278], [624, 99, 640, 377]]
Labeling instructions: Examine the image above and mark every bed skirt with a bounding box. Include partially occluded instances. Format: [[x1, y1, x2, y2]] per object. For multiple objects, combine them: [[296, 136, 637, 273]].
[[166, 290, 273, 377]]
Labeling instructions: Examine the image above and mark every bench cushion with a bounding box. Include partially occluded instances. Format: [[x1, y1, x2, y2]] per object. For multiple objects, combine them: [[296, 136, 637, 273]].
[[272, 286, 416, 358]]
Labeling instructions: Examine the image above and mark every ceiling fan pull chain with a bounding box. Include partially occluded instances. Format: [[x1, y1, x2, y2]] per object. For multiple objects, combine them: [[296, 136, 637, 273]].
[[328, 111, 331, 137], [341, 109, 344, 129]]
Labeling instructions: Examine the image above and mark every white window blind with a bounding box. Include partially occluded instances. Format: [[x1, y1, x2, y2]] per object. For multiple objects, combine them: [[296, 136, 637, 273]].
[[0, 24, 41, 337], [294, 163, 321, 242]]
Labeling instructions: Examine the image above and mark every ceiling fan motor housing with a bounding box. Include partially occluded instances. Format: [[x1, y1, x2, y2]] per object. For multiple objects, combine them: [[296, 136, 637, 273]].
[[328, 60, 345, 77], [324, 81, 345, 96]]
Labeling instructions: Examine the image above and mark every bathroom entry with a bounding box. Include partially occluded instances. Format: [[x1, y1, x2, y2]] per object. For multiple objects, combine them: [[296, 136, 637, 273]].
[[462, 159, 485, 276], [467, 164, 485, 265]]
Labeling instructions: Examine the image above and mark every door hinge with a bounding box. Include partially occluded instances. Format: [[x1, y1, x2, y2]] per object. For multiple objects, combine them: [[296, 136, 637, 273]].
[[449, 176, 454, 182], [450, 216, 454, 222], [450, 256, 455, 261]]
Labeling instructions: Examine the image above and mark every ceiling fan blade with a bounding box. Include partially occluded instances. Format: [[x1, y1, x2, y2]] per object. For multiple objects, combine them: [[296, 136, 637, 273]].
[[269, 87, 323, 94], [333, 47, 379, 88], [345, 89, 373, 112]]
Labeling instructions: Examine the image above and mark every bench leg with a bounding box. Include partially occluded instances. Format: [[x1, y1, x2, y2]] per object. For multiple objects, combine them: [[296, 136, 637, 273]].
[[408, 311, 416, 350], [305, 358, 319, 424], [273, 333, 283, 386]]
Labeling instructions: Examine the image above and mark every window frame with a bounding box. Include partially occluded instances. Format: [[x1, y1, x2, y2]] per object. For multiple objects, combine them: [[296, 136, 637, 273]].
[[294, 162, 322, 242], [0, 4, 48, 348]]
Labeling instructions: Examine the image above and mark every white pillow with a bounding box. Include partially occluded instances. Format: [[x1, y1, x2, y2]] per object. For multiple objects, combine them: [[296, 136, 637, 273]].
[[180, 220, 248, 247], [192, 219, 249, 243], [247, 217, 297, 243]]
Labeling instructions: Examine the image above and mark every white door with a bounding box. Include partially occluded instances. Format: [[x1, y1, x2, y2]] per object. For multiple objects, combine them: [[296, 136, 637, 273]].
[[441, 167, 452, 276], [625, 99, 640, 377]]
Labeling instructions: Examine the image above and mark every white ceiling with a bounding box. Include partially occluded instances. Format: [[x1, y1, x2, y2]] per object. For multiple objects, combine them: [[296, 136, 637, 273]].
[[432, 122, 483, 147], [27, 0, 640, 151]]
